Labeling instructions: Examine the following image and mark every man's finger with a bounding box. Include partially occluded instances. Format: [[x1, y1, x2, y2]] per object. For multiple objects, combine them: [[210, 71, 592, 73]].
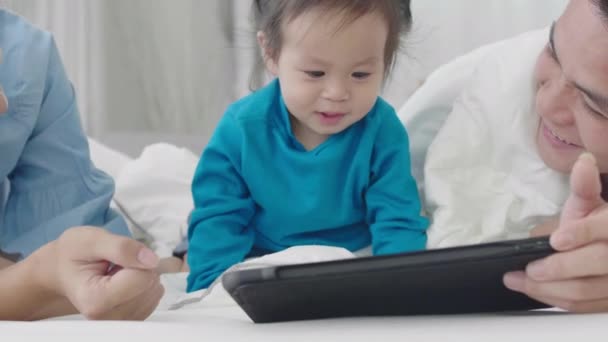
[[552, 212, 608, 250], [559, 153, 603, 224], [525, 243, 608, 281], [503, 272, 608, 312]]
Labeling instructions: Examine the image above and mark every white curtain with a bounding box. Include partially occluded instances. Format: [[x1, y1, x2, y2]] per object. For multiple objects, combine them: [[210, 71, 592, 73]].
[[97, 1, 236, 137], [4, 0, 569, 142], [2, 0, 101, 130], [3, 0, 239, 142]]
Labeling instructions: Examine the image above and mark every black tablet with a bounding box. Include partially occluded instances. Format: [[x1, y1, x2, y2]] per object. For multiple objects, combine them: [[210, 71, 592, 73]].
[[222, 236, 555, 323]]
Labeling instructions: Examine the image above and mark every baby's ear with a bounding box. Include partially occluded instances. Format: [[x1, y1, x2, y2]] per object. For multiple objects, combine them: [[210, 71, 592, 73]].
[[256, 31, 278, 76]]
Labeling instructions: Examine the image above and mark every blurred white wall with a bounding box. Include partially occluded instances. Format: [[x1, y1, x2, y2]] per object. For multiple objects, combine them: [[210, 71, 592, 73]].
[[1, 0, 100, 130], [3, 0, 569, 153], [383, 0, 568, 108]]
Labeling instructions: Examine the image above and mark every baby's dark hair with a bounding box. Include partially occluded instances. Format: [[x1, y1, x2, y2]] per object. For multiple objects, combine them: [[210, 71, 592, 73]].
[[252, 0, 412, 80]]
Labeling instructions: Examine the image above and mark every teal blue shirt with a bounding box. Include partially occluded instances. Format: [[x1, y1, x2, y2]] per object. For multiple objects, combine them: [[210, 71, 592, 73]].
[[0, 10, 129, 260], [187, 79, 428, 291]]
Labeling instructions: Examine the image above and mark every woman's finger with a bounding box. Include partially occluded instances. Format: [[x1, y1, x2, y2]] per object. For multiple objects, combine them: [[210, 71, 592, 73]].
[[129, 283, 165, 321], [82, 280, 164, 320]]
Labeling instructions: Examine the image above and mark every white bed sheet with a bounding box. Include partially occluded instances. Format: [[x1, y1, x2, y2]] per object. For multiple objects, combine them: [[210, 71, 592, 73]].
[[3, 143, 599, 339], [4, 246, 604, 340], [3, 309, 605, 341], [70, 45, 608, 339]]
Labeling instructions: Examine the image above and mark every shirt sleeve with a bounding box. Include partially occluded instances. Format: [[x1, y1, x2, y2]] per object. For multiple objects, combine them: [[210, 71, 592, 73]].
[[187, 112, 256, 292], [1, 34, 129, 259], [365, 110, 429, 255]]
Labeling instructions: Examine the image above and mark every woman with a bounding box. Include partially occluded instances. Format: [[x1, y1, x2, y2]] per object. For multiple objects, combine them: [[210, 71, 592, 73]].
[[0, 9, 163, 320]]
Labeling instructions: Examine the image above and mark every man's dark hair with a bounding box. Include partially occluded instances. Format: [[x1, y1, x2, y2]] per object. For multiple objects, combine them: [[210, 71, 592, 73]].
[[593, 0, 608, 24]]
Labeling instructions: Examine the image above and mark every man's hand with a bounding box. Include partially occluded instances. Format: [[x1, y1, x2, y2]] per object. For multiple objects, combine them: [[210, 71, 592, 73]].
[[505, 153, 608, 312], [529, 216, 559, 237]]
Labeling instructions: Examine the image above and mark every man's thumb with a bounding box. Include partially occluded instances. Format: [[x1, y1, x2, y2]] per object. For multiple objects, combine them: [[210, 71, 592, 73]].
[[560, 152, 603, 225]]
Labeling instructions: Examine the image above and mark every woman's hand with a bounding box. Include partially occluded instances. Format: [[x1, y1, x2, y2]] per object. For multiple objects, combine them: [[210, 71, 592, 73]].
[[0, 85, 7, 114], [36, 227, 164, 320], [0, 49, 8, 114], [504, 153, 608, 312]]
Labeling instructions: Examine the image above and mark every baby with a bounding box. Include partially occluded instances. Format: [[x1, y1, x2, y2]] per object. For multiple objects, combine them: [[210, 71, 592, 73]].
[[187, 0, 428, 291]]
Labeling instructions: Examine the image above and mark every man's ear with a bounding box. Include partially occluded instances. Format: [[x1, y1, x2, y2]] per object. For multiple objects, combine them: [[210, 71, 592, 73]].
[[257, 31, 278, 76]]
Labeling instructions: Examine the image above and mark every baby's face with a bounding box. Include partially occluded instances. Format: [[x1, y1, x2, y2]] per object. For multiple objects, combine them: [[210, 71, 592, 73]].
[[263, 7, 387, 149], [0, 49, 7, 114]]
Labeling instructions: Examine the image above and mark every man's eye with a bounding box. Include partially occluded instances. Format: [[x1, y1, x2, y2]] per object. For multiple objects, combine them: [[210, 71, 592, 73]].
[[305, 71, 325, 78], [582, 100, 608, 120], [352, 72, 371, 79], [546, 44, 558, 62]]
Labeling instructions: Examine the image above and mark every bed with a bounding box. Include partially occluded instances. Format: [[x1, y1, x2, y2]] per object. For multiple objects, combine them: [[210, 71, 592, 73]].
[[4, 32, 608, 338], [3, 305, 605, 341]]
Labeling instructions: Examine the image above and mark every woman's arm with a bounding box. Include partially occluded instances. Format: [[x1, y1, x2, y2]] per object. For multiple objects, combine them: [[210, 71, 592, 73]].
[[0, 257, 14, 270], [2, 32, 129, 259], [0, 242, 74, 320], [0, 227, 163, 321]]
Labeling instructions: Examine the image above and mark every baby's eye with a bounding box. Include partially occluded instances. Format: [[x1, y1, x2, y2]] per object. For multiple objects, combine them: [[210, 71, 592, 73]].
[[352, 72, 371, 79], [305, 71, 325, 78]]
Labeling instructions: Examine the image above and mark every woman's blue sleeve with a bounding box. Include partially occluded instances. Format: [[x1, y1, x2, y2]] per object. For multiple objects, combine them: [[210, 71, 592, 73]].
[[1, 32, 128, 259]]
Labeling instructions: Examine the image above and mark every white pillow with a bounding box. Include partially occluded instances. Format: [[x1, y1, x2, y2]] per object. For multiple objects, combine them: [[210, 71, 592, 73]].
[[114, 143, 198, 258], [88, 138, 197, 257], [397, 37, 513, 198], [88, 138, 132, 180]]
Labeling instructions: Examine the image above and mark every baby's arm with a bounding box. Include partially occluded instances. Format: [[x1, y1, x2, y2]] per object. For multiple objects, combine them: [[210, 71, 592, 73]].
[[366, 112, 429, 255], [186, 114, 256, 292]]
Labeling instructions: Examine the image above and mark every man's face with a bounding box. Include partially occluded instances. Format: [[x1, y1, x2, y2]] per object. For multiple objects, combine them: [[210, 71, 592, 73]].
[[534, 0, 608, 173]]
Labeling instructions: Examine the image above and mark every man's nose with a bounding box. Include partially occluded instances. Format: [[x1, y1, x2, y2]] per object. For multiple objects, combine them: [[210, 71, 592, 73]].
[[539, 76, 577, 125]]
